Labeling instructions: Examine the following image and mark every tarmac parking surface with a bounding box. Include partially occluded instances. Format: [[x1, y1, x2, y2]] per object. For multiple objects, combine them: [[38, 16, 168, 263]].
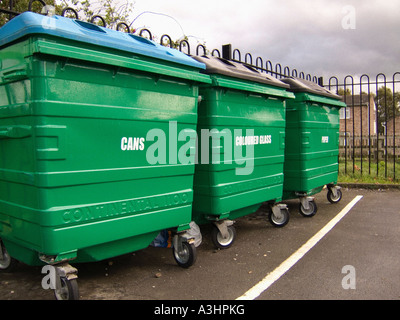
[[1, 187, 399, 301]]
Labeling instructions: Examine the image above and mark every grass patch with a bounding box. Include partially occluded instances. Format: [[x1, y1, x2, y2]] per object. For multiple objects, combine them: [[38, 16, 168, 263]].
[[338, 159, 400, 184]]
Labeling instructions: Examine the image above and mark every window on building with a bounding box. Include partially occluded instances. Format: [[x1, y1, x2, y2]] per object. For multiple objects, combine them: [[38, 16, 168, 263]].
[[340, 107, 351, 120]]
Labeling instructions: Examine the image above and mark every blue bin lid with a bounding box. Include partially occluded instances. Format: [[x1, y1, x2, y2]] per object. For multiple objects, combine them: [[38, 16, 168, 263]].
[[0, 11, 205, 70]]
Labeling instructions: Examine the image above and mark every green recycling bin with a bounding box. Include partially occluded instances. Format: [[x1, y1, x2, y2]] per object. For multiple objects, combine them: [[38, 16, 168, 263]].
[[280, 77, 346, 217], [0, 12, 210, 299], [190, 56, 295, 249]]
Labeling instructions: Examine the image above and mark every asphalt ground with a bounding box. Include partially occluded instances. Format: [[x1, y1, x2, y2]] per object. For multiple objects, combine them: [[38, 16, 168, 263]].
[[1, 187, 399, 303]]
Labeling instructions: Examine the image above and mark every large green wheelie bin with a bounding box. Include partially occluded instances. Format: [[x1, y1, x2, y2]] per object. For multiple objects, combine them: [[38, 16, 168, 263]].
[[0, 11, 210, 299], [190, 56, 294, 249], [280, 77, 346, 217]]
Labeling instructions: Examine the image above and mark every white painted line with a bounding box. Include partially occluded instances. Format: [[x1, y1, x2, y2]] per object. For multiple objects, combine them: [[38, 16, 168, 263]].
[[236, 195, 363, 300]]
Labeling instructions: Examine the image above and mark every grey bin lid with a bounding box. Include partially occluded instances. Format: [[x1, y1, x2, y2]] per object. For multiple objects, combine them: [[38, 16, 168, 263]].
[[281, 77, 342, 100], [192, 55, 290, 89]]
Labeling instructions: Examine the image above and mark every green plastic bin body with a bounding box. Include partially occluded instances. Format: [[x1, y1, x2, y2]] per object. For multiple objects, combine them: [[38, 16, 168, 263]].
[[0, 13, 209, 266], [191, 57, 294, 224], [281, 78, 346, 199]]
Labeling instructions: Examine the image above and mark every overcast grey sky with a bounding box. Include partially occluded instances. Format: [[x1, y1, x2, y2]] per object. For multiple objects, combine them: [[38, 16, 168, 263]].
[[110, 0, 400, 81]]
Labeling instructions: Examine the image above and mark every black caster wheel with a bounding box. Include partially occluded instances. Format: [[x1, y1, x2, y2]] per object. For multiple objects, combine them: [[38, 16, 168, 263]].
[[268, 207, 290, 227], [299, 200, 318, 217], [0, 240, 18, 273], [211, 224, 236, 249], [327, 188, 342, 204], [173, 240, 197, 268], [54, 277, 79, 300]]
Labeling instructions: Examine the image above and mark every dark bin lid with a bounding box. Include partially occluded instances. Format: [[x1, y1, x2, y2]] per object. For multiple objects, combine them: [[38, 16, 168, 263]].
[[281, 77, 342, 100], [192, 55, 290, 89], [0, 11, 205, 70]]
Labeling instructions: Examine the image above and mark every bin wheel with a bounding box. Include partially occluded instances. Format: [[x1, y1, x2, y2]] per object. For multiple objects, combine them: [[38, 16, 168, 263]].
[[54, 277, 79, 300], [0, 241, 18, 273], [173, 241, 197, 269], [299, 200, 317, 217], [327, 188, 342, 204], [211, 225, 236, 249], [268, 207, 289, 227]]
